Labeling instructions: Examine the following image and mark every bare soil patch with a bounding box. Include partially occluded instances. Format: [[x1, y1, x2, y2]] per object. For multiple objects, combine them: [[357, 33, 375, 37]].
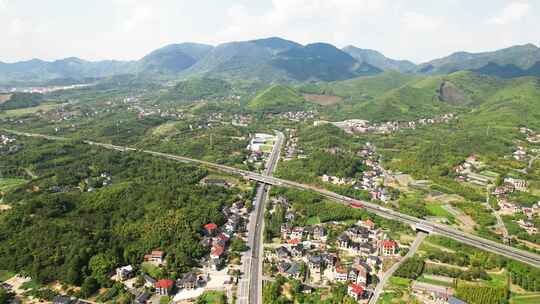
[[0, 94, 12, 104], [303, 94, 342, 106]]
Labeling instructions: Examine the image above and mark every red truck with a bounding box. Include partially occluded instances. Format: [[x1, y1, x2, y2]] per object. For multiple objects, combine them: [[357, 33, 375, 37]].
[[351, 202, 364, 209]]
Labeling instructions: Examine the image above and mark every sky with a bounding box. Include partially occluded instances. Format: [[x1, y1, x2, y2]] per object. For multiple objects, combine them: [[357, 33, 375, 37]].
[[0, 0, 538, 64]]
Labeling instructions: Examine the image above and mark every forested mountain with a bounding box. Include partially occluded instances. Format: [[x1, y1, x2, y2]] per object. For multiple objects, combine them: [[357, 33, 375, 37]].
[[343, 46, 416, 72], [2, 39, 539, 84], [417, 44, 540, 78], [0, 58, 135, 83], [185, 39, 378, 82], [248, 85, 307, 112], [137, 43, 214, 74]]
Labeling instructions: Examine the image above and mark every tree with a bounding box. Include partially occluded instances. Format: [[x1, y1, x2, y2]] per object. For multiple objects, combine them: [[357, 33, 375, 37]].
[[230, 237, 249, 252], [80, 277, 99, 298], [89, 253, 117, 285], [0, 289, 14, 304]]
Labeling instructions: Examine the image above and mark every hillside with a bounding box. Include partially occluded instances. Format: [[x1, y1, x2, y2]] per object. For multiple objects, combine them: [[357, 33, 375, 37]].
[[0, 58, 135, 84], [345, 71, 503, 121], [2, 40, 540, 84], [137, 43, 213, 74], [328, 71, 420, 100], [0, 93, 45, 110], [271, 43, 378, 81], [343, 46, 416, 72], [159, 77, 232, 102], [379, 75, 540, 179], [182, 39, 291, 82], [186, 39, 376, 82], [248, 85, 307, 112], [417, 44, 540, 78]]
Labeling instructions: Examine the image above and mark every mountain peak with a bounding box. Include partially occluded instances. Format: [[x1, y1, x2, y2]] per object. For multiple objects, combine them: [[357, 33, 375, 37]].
[[343, 45, 416, 72], [250, 37, 303, 51]]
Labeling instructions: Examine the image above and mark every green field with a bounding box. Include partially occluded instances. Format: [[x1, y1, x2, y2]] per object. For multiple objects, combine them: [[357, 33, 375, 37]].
[[196, 291, 226, 304], [485, 271, 509, 289], [0, 103, 60, 118], [417, 275, 454, 287], [389, 276, 411, 288], [0, 270, 15, 281], [0, 178, 26, 192], [378, 277, 411, 304], [378, 292, 408, 304], [426, 203, 456, 223], [510, 293, 540, 304], [305, 216, 321, 225], [141, 262, 164, 279]]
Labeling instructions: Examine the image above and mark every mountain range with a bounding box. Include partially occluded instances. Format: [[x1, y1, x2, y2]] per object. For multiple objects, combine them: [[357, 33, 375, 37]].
[[1, 37, 539, 84]]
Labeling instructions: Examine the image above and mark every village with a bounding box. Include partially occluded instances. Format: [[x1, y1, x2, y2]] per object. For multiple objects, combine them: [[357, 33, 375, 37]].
[[319, 143, 395, 203], [453, 150, 540, 239], [263, 193, 402, 303], [315, 113, 456, 135]]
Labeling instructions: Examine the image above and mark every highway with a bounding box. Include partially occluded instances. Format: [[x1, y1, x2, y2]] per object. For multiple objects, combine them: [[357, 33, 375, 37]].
[[369, 232, 427, 304], [238, 131, 284, 304], [5, 129, 540, 269]]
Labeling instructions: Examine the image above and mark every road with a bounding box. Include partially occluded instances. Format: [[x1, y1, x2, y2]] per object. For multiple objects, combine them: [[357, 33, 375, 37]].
[[485, 185, 509, 243], [5, 129, 540, 268], [369, 232, 427, 304], [237, 131, 284, 304]]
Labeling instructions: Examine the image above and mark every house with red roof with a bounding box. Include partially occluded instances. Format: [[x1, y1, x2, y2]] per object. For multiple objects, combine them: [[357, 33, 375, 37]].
[[204, 223, 218, 236], [210, 244, 225, 270], [155, 279, 174, 296], [348, 283, 365, 301], [287, 238, 301, 245], [380, 239, 398, 256]]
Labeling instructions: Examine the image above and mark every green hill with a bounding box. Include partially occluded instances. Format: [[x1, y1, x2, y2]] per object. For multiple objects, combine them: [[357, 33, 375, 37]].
[[248, 85, 307, 112], [138, 43, 213, 74], [160, 77, 232, 102], [378, 73, 540, 179], [417, 44, 540, 78], [0, 93, 45, 110], [343, 46, 416, 72], [328, 71, 420, 100]]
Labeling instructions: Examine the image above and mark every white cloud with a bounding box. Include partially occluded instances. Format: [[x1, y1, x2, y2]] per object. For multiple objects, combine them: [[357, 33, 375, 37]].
[[114, 0, 156, 33], [401, 11, 443, 32], [217, 0, 389, 45], [487, 1, 530, 25]]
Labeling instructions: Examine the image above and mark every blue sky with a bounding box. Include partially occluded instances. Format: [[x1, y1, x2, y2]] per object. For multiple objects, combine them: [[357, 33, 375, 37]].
[[0, 0, 538, 63]]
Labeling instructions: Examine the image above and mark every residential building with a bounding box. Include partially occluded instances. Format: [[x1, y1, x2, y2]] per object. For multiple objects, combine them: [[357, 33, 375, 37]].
[[203, 223, 218, 236], [348, 283, 365, 301], [380, 240, 398, 256], [210, 245, 225, 270], [334, 263, 348, 282], [155, 279, 174, 296], [144, 250, 165, 264], [177, 272, 198, 290], [116, 265, 133, 281]]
